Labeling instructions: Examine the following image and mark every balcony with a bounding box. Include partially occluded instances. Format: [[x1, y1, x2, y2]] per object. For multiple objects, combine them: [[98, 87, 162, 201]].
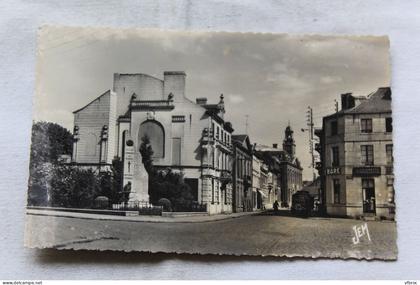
[[220, 170, 232, 183], [386, 166, 393, 175], [130, 100, 174, 110], [202, 128, 214, 144]]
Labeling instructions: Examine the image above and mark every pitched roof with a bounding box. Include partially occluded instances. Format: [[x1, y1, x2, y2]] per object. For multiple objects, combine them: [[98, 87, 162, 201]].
[[326, 87, 391, 119], [232, 134, 248, 143], [346, 87, 391, 114], [232, 134, 252, 152], [73, 90, 110, 114]]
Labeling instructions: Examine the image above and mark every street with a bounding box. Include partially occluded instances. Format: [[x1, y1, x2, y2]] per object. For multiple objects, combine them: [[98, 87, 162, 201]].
[[25, 212, 397, 260]]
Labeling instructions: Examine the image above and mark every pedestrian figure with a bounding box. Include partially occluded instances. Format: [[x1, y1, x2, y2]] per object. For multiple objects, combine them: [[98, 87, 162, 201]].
[[273, 200, 279, 215]]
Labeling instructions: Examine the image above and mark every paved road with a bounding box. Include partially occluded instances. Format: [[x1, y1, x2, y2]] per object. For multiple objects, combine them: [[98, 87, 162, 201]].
[[25, 212, 397, 259]]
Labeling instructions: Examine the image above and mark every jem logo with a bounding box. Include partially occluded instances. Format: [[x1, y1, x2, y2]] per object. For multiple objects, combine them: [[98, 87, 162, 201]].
[[352, 223, 371, 245]]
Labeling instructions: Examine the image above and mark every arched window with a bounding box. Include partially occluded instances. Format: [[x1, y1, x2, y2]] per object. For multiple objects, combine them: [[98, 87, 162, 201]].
[[139, 120, 165, 158]]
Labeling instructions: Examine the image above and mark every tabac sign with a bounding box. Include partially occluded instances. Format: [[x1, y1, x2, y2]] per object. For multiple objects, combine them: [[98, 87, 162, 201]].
[[326, 167, 341, 175]]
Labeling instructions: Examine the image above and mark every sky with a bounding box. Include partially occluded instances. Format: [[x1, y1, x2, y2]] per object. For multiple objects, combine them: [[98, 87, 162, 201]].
[[34, 26, 391, 180]]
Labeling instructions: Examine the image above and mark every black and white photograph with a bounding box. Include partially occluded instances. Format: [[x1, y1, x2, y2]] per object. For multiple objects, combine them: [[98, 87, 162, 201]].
[[25, 26, 396, 259]]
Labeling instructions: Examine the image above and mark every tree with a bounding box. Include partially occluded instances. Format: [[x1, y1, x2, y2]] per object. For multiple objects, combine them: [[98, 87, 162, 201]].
[[49, 166, 100, 208], [29, 121, 73, 168], [28, 121, 74, 206], [139, 135, 155, 175], [98, 158, 125, 204]]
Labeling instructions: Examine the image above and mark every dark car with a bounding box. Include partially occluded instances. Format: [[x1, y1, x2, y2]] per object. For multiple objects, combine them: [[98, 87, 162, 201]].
[[291, 190, 314, 217]]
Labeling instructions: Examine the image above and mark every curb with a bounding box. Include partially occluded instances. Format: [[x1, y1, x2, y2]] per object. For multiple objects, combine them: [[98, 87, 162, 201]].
[[26, 209, 261, 224]]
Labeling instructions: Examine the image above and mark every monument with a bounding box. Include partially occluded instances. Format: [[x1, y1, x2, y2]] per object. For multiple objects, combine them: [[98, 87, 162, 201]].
[[122, 133, 149, 204]]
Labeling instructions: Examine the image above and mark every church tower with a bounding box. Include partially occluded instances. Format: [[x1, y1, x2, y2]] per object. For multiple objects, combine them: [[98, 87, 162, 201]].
[[283, 124, 296, 158]]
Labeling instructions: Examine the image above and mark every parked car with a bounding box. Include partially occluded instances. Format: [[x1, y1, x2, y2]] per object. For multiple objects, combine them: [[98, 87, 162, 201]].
[[291, 190, 314, 217]]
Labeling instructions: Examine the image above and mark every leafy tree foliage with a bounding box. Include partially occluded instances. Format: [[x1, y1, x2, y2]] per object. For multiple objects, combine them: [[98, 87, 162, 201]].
[[29, 121, 73, 168], [27, 121, 124, 208], [28, 122, 73, 206]]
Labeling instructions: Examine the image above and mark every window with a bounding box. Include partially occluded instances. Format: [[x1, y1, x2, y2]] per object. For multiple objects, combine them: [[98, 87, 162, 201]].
[[361, 118, 373, 133], [330, 121, 338, 136], [139, 121, 165, 158], [331, 146, 339, 167], [386, 117, 393, 133], [386, 144, 393, 165], [211, 178, 215, 204], [361, 145, 374, 165], [216, 126, 219, 139], [387, 177, 394, 187], [333, 179, 340, 204]]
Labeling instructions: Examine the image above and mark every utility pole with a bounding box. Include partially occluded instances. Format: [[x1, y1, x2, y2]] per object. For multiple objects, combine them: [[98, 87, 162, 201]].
[[306, 106, 316, 181]]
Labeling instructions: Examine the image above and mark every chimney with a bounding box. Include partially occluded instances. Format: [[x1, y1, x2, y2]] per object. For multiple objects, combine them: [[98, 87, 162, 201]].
[[196, 97, 208, 105], [164, 71, 186, 103], [341, 93, 355, 110], [273, 143, 278, 149]]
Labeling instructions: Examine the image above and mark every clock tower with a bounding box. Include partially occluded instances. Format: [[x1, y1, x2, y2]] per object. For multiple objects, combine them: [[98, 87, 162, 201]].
[[283, 124, 296, 158]]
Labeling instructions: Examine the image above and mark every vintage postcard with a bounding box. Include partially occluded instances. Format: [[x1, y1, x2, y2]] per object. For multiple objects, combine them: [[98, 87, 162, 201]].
[[25, 26, 396, 259]]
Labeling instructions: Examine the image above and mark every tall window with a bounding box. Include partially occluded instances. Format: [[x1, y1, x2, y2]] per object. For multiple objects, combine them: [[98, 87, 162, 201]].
[[139, 121, 165, 158], [361, 145, 374, 165], [330, 121, 338, 136], [216, 126, 220, 139], [172, 138, 181, 165], [331, 146, 339, 167], [211, 178, 215, 204], [361, 118, 373, 133], [386, 144, 393, 165], [333, 179, 340, 204], [386, 117, 393, 133]]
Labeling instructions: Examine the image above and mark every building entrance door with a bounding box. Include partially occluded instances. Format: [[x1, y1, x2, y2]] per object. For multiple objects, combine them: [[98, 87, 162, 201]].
[[362, 179, 376, 214]]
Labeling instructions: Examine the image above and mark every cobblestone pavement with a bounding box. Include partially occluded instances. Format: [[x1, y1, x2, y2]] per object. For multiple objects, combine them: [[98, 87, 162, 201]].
[[25, 212, 397, 260]]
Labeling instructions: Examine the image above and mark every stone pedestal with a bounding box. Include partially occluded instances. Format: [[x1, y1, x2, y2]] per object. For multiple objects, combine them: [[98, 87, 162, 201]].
[[123, 133, 149, 203]]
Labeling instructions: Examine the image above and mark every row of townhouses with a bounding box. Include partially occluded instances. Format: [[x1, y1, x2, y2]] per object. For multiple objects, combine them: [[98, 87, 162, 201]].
[[71, 71, 303, 214], [315, 87, 394, 220]]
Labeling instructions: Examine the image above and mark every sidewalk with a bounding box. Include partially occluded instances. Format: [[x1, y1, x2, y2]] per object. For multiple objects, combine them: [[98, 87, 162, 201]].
[[26, 208, 261, 223]]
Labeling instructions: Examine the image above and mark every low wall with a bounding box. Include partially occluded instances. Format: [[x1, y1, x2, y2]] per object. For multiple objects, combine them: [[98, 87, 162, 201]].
[[27, 206, 138, 216]]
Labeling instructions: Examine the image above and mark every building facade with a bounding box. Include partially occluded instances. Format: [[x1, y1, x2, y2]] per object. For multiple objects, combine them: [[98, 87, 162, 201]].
[[315, 87, 394, 219], [254, 125, 303, 208], [232, 135, 253, 212], [252, 154, 263, 210], [72, 71, 234, 214]]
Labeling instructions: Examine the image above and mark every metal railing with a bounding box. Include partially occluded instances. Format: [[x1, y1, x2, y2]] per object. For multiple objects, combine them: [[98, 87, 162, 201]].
[[112, 201, 163, 215]]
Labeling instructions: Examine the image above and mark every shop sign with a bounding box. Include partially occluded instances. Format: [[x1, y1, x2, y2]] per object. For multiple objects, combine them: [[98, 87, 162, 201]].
[[352, 167, 381, 177], [326, 167, 341, 175]]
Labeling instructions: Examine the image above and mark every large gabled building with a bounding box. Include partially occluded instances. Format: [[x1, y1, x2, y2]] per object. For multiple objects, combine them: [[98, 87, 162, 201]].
[[315, 87, 394, 220], [72, 71, 235, 214]]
